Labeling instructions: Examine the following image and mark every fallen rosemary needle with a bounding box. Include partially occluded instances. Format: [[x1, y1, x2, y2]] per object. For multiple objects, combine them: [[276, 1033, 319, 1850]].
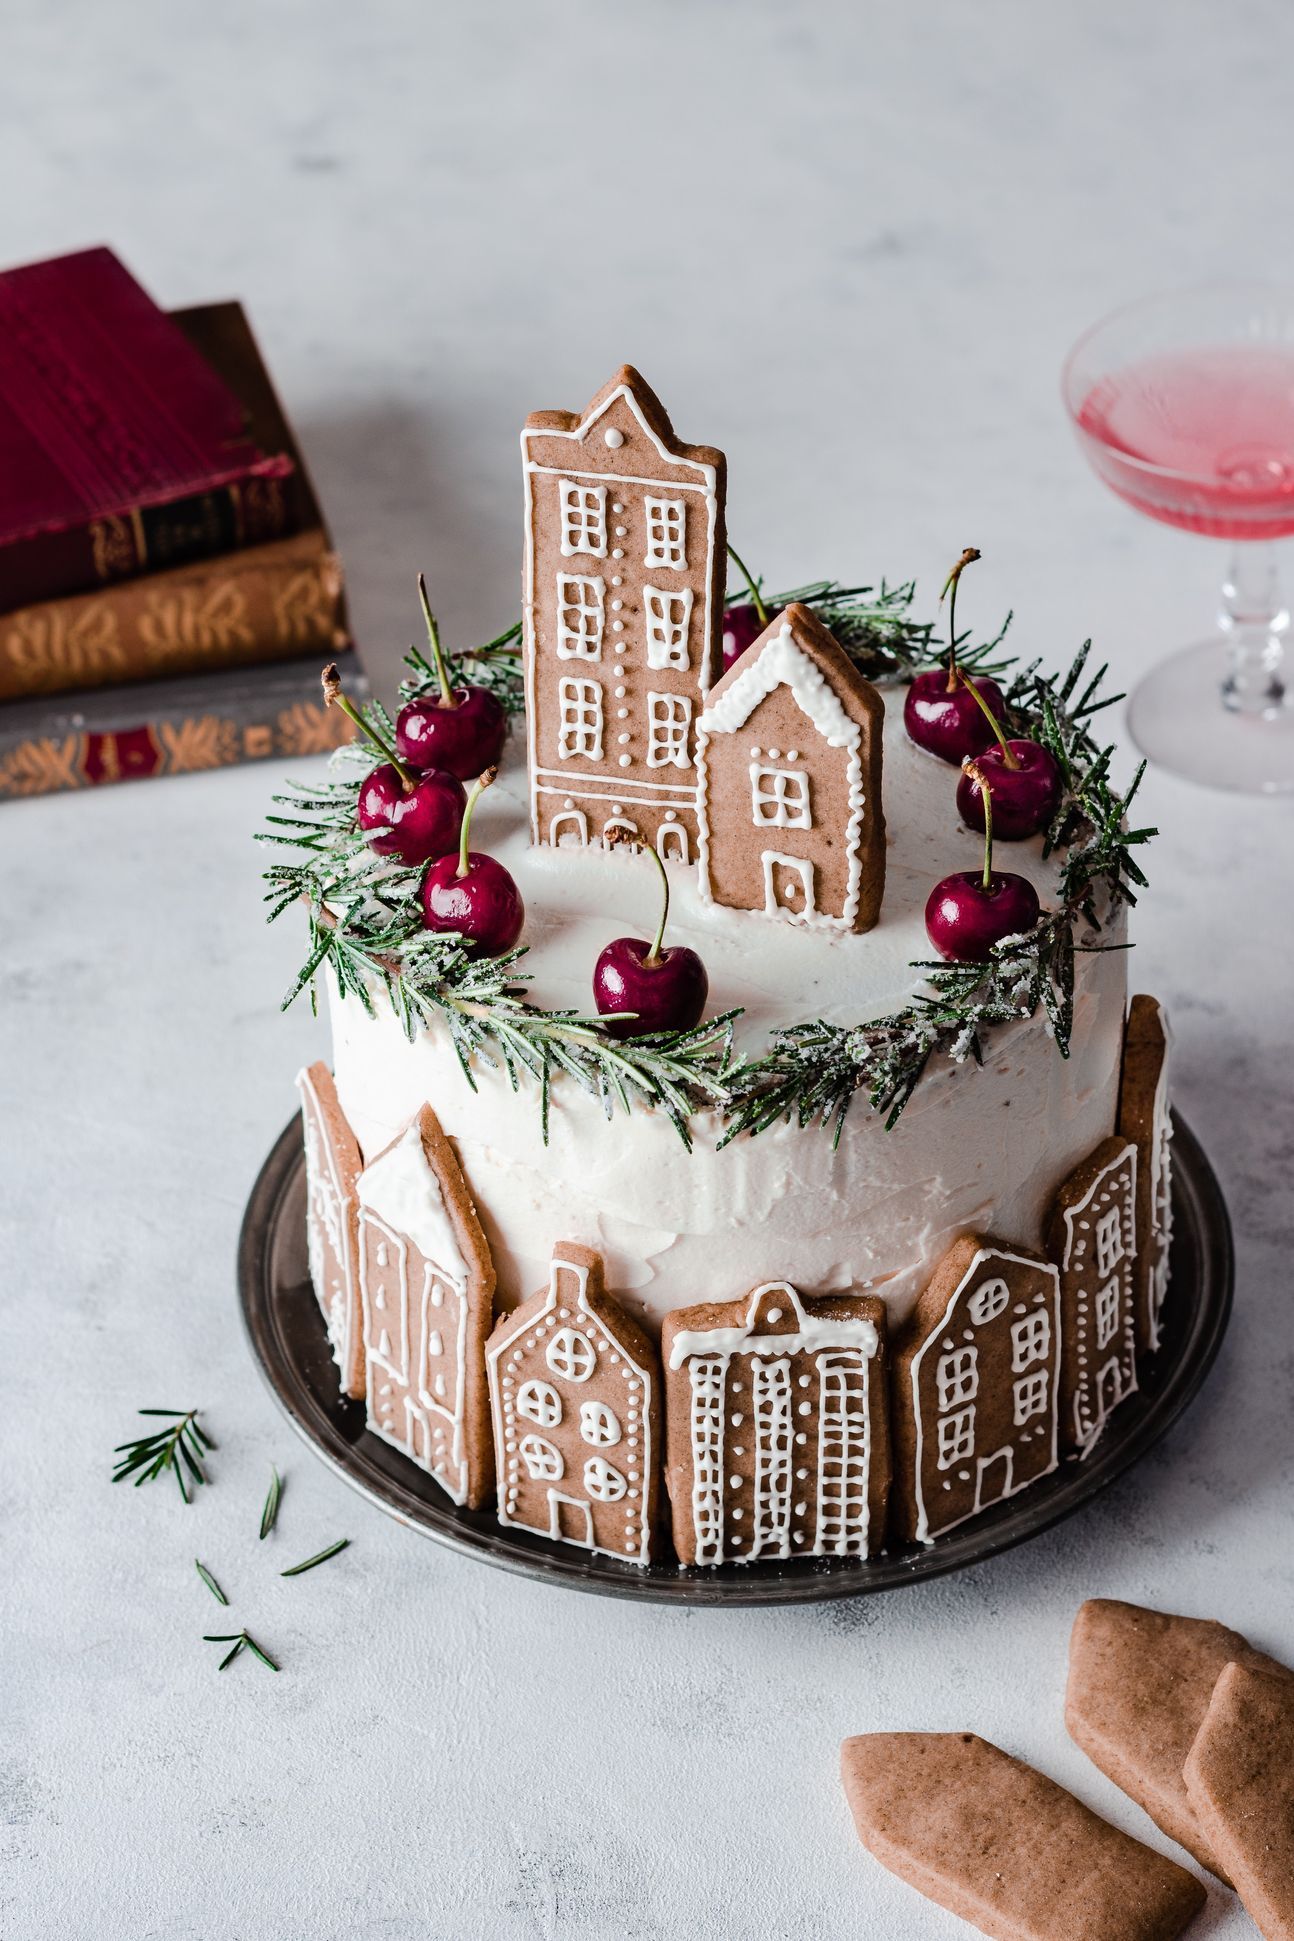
[[204, 1631, 279, 1672], [259, 1465, 282, 1540], [194, 1559, 228, 1605], [281, 1538, 350, 1577], [112, 1409, 214, 1503]]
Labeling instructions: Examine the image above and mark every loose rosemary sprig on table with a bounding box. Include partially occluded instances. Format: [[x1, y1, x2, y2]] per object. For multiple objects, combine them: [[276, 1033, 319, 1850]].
[[204, 1630, 280, 1672], [112, 1409, 214, 1503]]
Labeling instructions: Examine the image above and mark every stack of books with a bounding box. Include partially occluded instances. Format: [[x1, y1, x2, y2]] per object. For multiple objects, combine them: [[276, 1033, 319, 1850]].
[[0, 247, 365, 799]]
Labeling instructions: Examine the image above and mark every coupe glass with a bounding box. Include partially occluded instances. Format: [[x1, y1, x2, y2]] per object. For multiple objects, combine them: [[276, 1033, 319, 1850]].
[[1063, 283, 1294, 793]]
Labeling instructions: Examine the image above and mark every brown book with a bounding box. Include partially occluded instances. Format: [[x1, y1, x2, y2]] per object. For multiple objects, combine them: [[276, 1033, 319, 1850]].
[[0, 300, 349, 700], [0, 648, 366, 800]]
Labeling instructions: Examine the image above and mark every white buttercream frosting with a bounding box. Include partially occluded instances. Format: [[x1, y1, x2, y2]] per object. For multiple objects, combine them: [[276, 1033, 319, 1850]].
[[356, 1119, 468, 1292], [329, 692, 1128, 1335]]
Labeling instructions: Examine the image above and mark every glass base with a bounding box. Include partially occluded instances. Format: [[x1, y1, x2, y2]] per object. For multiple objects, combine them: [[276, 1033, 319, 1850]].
[[1126, 638, 1294, 793]]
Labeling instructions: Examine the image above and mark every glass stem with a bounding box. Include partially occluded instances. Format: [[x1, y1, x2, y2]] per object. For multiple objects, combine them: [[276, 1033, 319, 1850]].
[[1219, 543, 1288, 715]]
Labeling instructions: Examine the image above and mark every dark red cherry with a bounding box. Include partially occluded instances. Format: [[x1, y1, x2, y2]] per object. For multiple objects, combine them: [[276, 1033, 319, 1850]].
[[903, 669, 1007, 765], [395, 684, 507, 781], [594, 935, 709, 1039], [592, 832, 708, 1037], [721, 601, 767, 672], [420, 769, 524, 955], [956, 740, 1063, 841], [394, 572, 508, 780], [357, 762, 465, 864], [924, 869, 1041, 962]]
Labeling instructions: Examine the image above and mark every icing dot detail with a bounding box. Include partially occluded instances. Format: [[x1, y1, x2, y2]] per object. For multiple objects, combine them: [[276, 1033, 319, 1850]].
[[604, 428, 624, 448]]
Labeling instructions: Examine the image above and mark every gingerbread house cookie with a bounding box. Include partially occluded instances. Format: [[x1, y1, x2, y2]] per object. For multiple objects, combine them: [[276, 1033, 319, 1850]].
[[521, 365, 726, 864], [1118, 994, 1174, 1356], [1047, 1135, 1139, 1457], [355, 1106, 496, 1509], [891, 1234, 1061, 1546], [662, 1282, 890, 1566], [486, 1244, 662, 1564], [694, 602, 885, 930], [297, 1062, 365, 1400]]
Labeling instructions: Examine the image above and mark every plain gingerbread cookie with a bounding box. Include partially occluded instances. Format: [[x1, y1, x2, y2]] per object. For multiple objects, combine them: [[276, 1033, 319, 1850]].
[[1065, 1597, 1294, 1880], [1184, 1661, 1294, 1940], [840, 1731, 1205, 1941]]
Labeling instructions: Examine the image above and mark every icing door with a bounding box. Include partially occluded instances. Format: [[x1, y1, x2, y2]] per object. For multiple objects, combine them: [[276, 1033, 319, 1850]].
[[657, 822, 689, 863], [762, 852, 815, 921], [973, 1446, 1014, 1513], [549, 1490, 594, 1547]]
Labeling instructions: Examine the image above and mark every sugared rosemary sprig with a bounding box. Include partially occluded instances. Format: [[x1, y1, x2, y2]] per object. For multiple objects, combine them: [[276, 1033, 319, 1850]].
[[257, 582, 1149, 1145], [112, 1409, 214, 1504], [720, 642, 1152, 1145]]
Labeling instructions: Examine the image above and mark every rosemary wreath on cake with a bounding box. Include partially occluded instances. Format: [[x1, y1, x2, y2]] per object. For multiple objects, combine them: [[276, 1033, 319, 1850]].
[[258, 571, 1153, 1148]]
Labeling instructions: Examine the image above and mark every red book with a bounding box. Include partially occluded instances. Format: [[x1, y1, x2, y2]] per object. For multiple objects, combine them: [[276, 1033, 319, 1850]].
[[0, 247, 297, 613]]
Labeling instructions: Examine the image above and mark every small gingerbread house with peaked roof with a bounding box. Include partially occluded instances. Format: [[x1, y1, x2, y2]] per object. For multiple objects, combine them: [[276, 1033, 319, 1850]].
[[297, 1062, 365, 1401], [694, 603, 885, 931], [1118, 995, 1174, 1356], [662, 1281, 890, 1566], [486, 1243, 663, 1564], [891, 1235, 1062, 1546], [356, 1106, 496, 1509], [1048, 1135, 1139, 1457], [520, 365, 726, 864]]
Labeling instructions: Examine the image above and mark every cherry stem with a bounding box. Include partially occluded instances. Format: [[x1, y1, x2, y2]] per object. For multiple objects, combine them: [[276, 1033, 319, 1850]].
[[965, 759, 995, 892], [417, 573, 458, 709], [727, 544, 769, 628], [456, 766, 496, 879], [321, 664, 415, 789], [644, 840, 672, 965], [938, 546, 981, 691], [961, 669, 1019, 768]]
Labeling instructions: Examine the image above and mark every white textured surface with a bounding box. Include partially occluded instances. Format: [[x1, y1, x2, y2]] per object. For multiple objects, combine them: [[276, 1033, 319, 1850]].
[[3, 4, 1292, 1937]]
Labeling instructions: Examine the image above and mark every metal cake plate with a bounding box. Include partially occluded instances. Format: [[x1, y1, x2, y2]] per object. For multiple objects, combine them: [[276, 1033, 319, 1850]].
[[237, 1111, 1232, 1606]]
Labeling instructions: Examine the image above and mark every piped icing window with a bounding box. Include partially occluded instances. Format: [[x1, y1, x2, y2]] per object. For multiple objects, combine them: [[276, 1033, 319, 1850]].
[[647, 691, 692, 768], [1095, 1278, 1120, 1350], [751, 766, 810, 829], [558, 678, 603, 761], [519, 1434, 563, 1480], [559, 479, 607, 558], [1012, 1371, 1050, 1426], [516, 1379, 562, 1428], [936, 1347, 978, 1412], [582, 1456, 627, 1502], [643, 496, 685, 569], [644, 586, 693, 669], [1095, 1205, 1124, 1279], [579, 1400, 621, 1447], [556, 574, 605, 658], [1010, 1310, 1050, 1373], [967, 1277, 1010, 1326], [936, 1405, 975, 1469], [545, 1326, 596, 1382]]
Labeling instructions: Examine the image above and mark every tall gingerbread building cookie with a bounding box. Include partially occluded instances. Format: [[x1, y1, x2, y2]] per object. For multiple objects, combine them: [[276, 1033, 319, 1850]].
[[662, 1282, 890, 1566], [486, 1244, 663, 1564], [297, 1062, 365, 1400], [521, 364, 726, 863], [1118, 994, 1173, 1356], [356, 1106, 496, 1509], [1047, 1135, 1139, 1457], [890, 1234, 1061, 1545], [694, 602, 885, 930]]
